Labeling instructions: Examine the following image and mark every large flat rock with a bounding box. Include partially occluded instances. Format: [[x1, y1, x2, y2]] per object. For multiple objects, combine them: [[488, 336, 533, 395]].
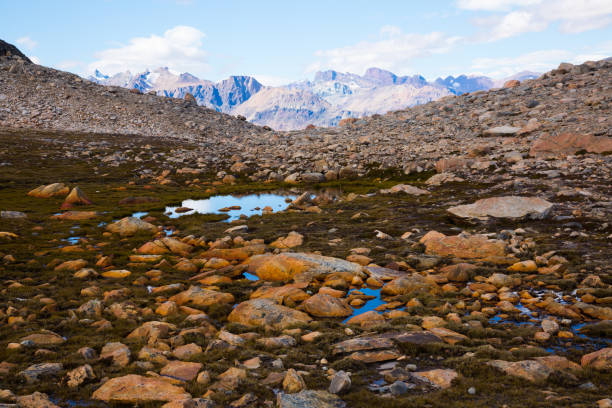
[[530, 132, 612, 158], [227, 298, 312, 329], [247, 252, 366, 282], [92, 374, 190, 403], [448, 196, 553, 220]]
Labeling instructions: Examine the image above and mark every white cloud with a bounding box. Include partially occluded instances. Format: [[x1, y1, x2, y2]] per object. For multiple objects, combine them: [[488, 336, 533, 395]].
[[471, 49, 571, 77], [29, 56, 41, 65], [457, 0, 542, 11], [464, 0, 612, 40], [307, 26, 462, 75], [484, 10, 548, 40], [88, 26, 209, 76], [470, 43, 612, 78], [16, 36, 37, 50]]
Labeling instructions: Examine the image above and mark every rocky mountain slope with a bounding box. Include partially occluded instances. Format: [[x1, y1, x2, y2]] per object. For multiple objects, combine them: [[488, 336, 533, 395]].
[[0, 40, 612, 407], [0, 52, 263, 142], [90, 65, 538, 130]]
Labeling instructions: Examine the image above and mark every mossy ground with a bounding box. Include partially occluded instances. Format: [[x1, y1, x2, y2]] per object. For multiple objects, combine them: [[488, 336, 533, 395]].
[[0, 129, 611, 407]]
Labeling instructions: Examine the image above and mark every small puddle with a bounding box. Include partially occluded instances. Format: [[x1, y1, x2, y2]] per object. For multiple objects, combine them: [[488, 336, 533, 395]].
[[243, 272, 260, 281], [343, 287, 386, 323], [132, 211, 149, 219], [63, 236, 82, 245], [489, 302, 612, 352], [165, 193, 297, 222]]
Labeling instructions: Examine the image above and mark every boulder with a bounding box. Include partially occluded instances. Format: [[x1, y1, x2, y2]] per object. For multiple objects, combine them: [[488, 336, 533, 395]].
[[441, 263, 476, 282], [488, 360, 552, 382], [448, 196, 553, 220], [161, 361, 203, 382], [60, 187, 92, 209], [28, 183, 69, 198], [412, 369, 458, 389], [329, 370, 351, 394], [574, 303, 612, 320], [270, 231, 304, 249], [581, 348, 612, 370], [381, 274, 434, 296], [92, 374, 191, 403], [66, 364, 96, 388], [138, 238, 193, 256], [277, 390, 345, 408], [19, 363, 63, 384], [303, 293, 352, 317], [106, 217, 157, 236], [530, 133, 612, 158], [332, 335, 396, 355], [20, 330, 65, 346], [100, 342, 131, 367], [429, 327, 468, 345], [247, 252, 365, 282], [420, 231, 509, 261], [1, 210, 26, 219], [16, 392, 61, 408], [250, 284, 309, 306], [283, 368, 306, 393], [201, 245, 266, 261], [127, 321, 177, 342], [170, 286, 234, 308], [379, 184, 430, 195], [54, 259, 87, 272], [227, 299, 312, 329], [344, 311, 384, 328], [483, 126, 521, 136], [425, 172, 464, 186], [51, 211, 98, 220], [533, 356, 581, 371]]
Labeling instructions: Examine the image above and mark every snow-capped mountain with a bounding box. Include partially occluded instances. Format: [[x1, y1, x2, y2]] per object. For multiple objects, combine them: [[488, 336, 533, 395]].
[[89, 69, 262, 113], [88, 67, 540, 130], [88, 67, 205, 94]]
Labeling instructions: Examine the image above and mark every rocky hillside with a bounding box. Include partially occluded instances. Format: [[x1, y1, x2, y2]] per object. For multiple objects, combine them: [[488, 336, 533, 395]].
[[0, 49, 263, 142]]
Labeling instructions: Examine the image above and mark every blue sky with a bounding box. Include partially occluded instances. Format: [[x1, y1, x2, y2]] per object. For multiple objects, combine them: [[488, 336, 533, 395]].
[[3, 0, 611, 85]]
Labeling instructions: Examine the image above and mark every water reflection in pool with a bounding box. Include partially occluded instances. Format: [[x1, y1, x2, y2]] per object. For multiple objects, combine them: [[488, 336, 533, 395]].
[[343, 287, 386, 323], [165, 193, 297, 222]]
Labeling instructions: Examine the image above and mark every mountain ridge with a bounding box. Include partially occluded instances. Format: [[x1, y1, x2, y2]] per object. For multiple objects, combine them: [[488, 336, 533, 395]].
[[89, 66, 540, 130]]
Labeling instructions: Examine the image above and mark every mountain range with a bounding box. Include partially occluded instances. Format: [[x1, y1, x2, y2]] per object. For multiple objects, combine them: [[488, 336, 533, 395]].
[[88, 67, 539, 130]]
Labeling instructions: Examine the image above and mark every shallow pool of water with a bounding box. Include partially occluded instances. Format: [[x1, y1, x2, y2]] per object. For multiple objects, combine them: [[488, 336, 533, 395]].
[[63, 236, 81, 245], [243, 272, 260, 281], [165, 193, 297, 222], [343, 287, 386, 323]]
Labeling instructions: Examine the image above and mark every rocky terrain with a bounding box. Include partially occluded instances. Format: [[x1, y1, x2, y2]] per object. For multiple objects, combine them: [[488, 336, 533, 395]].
[[90, 65, 539, 130], [0, 40, 612, 407]]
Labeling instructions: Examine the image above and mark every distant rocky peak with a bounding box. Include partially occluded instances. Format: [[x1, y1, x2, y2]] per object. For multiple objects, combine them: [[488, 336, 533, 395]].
[[363, 67, 397, 85], [314, 70, 339, 82]]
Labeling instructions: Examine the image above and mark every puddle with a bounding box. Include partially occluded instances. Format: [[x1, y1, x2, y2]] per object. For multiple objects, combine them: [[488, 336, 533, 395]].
[[343, 287, 386, 323], [63, 236, 82, 245], [132, 211, 149, 219], [489, 301, 612, 353], [165, 193, 297, 222], [243, 272, 259, 281]]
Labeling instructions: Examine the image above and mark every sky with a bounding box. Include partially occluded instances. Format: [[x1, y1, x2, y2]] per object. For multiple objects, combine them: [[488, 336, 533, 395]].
[[3, 0, 612, 85]]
